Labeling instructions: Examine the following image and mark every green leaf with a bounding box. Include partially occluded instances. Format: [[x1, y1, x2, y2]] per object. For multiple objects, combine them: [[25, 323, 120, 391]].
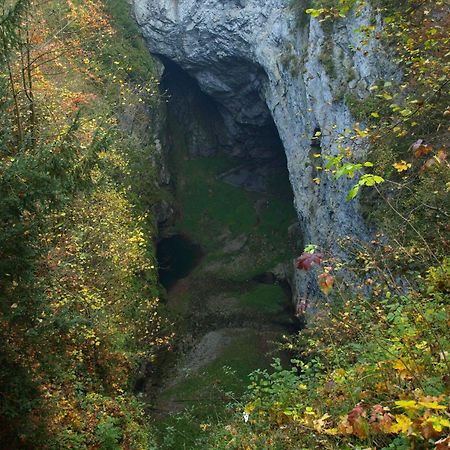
[[305, 8, 323, 17], [346, 184, 360, 201], [373, 175, 385, 184]]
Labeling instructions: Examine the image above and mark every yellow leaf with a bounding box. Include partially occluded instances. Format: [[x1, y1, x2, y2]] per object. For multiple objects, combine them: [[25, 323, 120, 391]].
[[392, 359, 413, 379], [419, 401, 446, 410], [313, 177, 321, 185], [391, 414, 413, 434], [354, 124, 369, 137], [314, 413, 331, 432], [395, 400, 419, 411], [393, 160, 412, 172], [375, 381, 388, 393], [244, 402, 256, 415], [426, 416, 450, 432]]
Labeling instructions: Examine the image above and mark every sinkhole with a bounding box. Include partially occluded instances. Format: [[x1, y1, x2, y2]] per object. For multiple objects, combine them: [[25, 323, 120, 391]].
[[147, 57, 303, 434]]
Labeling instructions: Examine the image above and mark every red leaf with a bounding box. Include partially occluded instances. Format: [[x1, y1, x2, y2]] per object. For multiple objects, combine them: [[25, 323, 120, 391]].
[[369, 404, 393, 433], [296, 252, 323, 271], [348, 403, 368, 439]]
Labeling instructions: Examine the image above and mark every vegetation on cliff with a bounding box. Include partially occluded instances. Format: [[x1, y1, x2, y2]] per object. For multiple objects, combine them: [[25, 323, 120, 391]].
[[203, 1, 450, 449], [0, 0, 168, 447]]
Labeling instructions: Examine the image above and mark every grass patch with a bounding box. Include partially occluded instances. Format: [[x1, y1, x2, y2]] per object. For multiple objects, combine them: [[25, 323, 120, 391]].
[[238, 284, 286, 315], [176, 156, 256, 245], [174, 153, 297, 279]]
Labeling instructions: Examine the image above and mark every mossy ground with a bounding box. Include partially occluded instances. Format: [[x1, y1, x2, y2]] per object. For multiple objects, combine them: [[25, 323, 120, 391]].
[[151, 135, 298, 447], [174, 153, 297, 279]]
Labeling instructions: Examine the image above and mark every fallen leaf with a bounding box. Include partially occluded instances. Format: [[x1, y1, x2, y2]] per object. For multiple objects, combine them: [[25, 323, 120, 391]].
[[390, 414, 413, 434], [411, 139, 433, 157]]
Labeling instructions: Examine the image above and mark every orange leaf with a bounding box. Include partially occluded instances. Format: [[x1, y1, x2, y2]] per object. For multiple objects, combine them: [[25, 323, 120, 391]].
[[318, 273, 334, 295], [410, 139, 433, 157]]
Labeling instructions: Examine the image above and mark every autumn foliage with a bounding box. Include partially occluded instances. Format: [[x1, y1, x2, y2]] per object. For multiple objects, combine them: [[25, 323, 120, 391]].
[[0, 0, 166, 447]]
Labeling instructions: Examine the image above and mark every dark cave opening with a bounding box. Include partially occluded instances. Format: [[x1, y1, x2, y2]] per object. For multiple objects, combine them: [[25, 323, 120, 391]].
[[156, 234, 203, 290], [158, 56, 286, 162]]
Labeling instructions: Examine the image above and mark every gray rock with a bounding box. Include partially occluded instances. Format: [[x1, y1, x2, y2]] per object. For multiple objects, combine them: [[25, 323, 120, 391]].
[[134, 0, 397, 312]]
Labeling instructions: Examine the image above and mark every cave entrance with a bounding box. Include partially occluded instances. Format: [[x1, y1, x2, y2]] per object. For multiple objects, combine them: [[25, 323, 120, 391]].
[[159, 58, 294, 208], [157, 234, 203, 290], [159, 57, 286, 164]]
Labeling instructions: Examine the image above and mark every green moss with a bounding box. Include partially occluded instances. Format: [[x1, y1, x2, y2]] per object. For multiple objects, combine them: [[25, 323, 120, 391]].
[[238, 284, 285, 315], [344, 91, 383, 123], [280, 44, 304, 78], [176, 157, 256, 243], [172, 152, 297, 276]]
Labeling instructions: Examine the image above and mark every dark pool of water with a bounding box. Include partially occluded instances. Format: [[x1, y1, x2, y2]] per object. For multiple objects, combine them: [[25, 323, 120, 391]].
[[157, 234, 203, 290]]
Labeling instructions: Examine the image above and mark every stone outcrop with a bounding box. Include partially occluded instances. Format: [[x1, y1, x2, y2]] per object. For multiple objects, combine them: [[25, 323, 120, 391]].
[[133, 0, 396, 308]]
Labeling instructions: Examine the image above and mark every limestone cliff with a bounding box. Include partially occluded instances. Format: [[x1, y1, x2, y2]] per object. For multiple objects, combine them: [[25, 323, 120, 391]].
[[133, 0, 396, 307]]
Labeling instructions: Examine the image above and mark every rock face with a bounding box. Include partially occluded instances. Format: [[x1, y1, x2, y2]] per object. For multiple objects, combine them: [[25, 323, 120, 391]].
[[133, 0, 395, 307]]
